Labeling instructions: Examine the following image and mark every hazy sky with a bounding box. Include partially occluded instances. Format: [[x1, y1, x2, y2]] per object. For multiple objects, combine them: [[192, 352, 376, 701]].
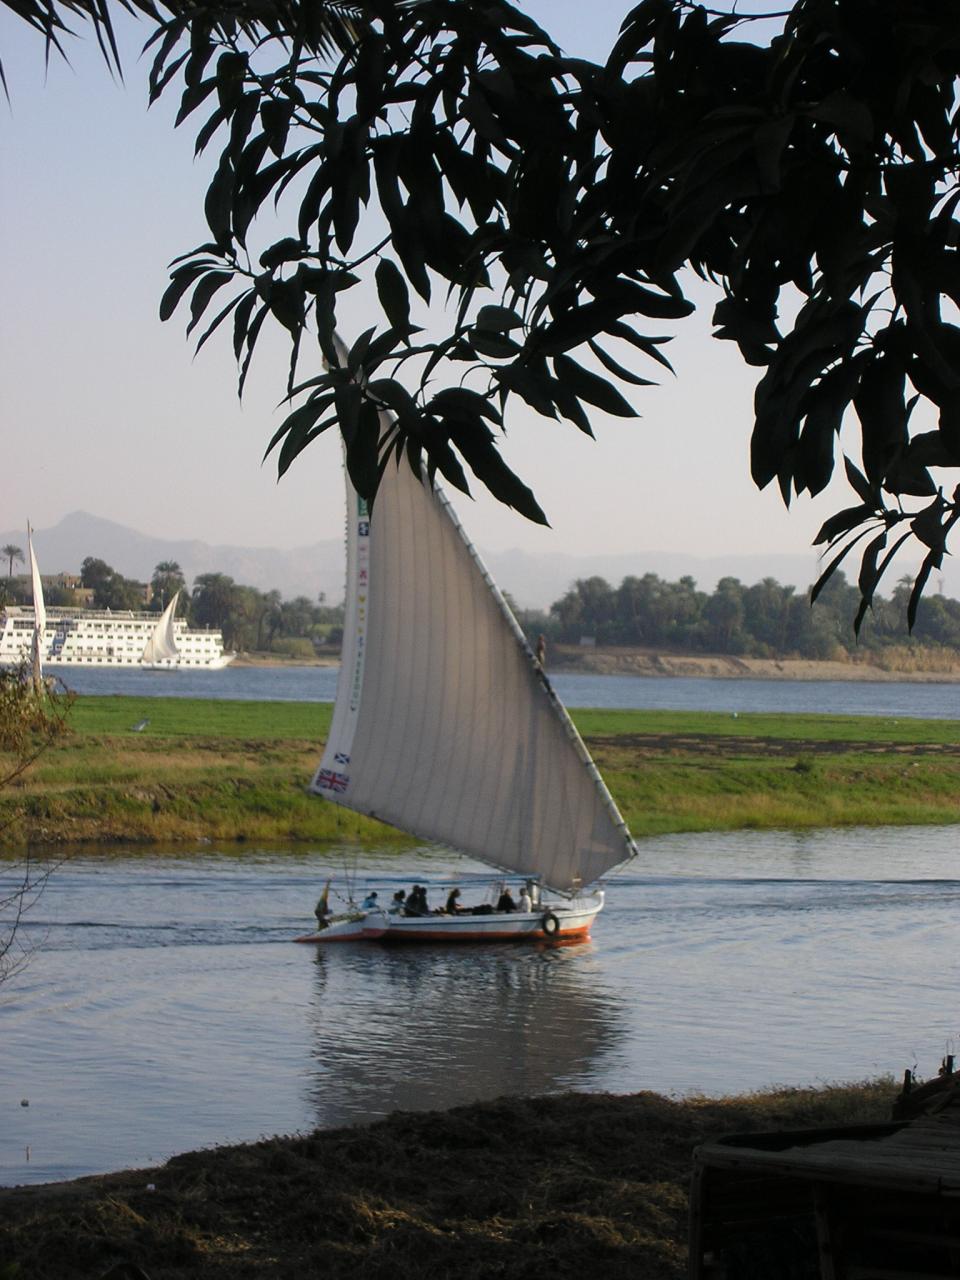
[[1, 1, 851, 577]]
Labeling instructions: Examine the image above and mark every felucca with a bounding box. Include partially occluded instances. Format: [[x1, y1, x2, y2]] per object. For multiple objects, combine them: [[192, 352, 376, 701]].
[[298, 390, 637, 945]]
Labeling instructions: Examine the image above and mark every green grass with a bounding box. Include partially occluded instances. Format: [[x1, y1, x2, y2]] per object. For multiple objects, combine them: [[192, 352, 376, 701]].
[[3, 695, 959, 847], [67, 696, 334, 740], [68, 697, 960, 748]]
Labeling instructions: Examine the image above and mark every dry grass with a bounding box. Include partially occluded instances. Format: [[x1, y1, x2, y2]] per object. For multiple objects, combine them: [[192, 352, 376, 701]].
[[0, 1082, 896, 1280]]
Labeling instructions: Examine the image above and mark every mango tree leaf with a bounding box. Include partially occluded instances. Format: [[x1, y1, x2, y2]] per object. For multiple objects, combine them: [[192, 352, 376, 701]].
[[553, 354, 638, 416], [375, 258, 411, 332]]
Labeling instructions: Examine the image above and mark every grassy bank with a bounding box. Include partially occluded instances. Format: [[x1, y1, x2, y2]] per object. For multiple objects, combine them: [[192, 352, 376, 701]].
[[2, 697, 959, 846], [0, 1080, 897, 1279]]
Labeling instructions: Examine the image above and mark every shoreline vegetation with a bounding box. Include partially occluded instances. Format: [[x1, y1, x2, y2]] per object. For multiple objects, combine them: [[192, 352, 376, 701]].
[[2, 697, 959, 847], [0, 1080, 898, 1278]]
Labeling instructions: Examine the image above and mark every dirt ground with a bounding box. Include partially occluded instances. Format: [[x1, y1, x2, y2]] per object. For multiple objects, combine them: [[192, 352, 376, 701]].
[[590, 731, 960, 758]]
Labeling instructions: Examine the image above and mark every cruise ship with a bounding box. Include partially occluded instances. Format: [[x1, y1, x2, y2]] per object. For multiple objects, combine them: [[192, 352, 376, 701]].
[[0, 605, 234, 669]]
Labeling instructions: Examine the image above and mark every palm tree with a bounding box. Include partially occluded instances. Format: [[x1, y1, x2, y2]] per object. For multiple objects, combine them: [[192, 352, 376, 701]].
[[2, 545, 24, 578], [150, 560, 185, 610]]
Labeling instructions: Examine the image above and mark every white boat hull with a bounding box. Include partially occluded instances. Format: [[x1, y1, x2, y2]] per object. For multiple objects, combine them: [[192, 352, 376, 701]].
[[296, 892, 604, 946], [294, 912, 369, 944]]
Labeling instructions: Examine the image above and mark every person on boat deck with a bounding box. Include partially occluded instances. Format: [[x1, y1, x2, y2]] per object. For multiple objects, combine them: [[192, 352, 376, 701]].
[[497, 887, 516, 913], [314, 880, 332, 929], [445, 887, 463, 914], [361, 890, 379, 910], [391, 889, 406, 913], [518, 885, 532, 913]]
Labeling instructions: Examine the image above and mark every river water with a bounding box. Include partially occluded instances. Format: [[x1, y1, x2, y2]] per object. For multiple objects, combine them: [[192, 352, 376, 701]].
[[54, 664, 960, 719], [3, 826, 959, 1187]]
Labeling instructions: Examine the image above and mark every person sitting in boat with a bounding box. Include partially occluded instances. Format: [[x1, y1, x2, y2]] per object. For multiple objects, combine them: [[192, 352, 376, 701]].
[[445, 887, 463, 915], [518, 884, 532, 913], [390, 889, 406, 913], [497, 887, 516, 913], [405, 885, 429, 916], [361, 890, 379, 910]]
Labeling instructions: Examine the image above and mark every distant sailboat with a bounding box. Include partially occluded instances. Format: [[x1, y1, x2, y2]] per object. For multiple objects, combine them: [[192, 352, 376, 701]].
[[27, 523, 46, 689], [298, 355, 637, 945], [141, 591, 181, 668]]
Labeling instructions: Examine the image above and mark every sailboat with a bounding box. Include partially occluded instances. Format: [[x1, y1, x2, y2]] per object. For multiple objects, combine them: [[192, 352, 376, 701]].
[[141, 591, 181, 669], [27, 523, 46, 690], [296, 397, 638, 945]]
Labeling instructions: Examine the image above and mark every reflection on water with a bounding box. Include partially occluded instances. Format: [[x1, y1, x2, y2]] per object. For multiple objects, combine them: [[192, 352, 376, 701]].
[[304, 942, 618, 1123], [2, 825, 959, 1186]]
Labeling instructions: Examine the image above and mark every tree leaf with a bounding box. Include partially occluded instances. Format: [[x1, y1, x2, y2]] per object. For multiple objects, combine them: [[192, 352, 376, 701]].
[[813, 503, 874, 547], [553, 354, 638, 417], [476, 304, 523, 331], [810, 526, 876, 605], [186, 270, 233, 336], [375, 258, 411, 332], [159, 262, 209, 322]]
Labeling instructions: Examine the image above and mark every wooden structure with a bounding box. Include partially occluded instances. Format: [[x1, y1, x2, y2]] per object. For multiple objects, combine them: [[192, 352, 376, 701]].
[[690, 1065, 960, 1279]]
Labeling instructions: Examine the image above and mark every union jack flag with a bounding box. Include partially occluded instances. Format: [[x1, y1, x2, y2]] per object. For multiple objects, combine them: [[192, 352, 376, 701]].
[[316, 768, 349, 794]]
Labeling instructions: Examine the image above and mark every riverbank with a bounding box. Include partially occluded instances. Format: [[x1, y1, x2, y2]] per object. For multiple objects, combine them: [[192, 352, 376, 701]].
[[3, 698, 959, 845], [551, 644, 960, 681], [227, 645, 960, 680], [0, 1080, 896, 1279]]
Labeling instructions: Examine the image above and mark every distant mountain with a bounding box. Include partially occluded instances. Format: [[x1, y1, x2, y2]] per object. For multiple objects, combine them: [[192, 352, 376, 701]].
[[5, 511, 345, 604], [5, 510, 958, 611]]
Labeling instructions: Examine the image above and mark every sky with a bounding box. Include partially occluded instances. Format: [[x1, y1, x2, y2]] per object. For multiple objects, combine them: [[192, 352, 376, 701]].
[[0, 1, 861, 581]]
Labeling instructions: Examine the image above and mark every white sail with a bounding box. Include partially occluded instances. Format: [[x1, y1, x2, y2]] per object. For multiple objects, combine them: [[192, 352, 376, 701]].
[[27, 523, 46, 685], [312, 423, 637, 893], [141, 591, 181, 664]]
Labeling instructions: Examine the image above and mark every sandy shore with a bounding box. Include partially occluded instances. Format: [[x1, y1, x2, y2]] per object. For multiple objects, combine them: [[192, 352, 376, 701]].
[[230, 647, 960, 681], [550, 646, 960, 682]]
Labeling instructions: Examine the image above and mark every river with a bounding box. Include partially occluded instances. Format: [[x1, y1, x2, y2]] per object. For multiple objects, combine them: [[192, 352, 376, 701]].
[[3, 825, 958, 1187], [52, 664, 960, 718]]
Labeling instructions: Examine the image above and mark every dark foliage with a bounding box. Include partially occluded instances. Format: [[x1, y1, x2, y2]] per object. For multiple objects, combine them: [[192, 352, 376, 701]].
[[543, 570, 960, 659], [8, 0, 960, 621]]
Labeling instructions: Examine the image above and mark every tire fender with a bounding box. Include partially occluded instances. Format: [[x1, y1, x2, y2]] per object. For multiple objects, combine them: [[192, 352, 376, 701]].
[[541, 911, 560, 937]]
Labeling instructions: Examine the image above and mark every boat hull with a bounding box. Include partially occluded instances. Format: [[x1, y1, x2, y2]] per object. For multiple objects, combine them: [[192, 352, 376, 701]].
[[294, 913, 368, 944], [295, 893, 603, 946]]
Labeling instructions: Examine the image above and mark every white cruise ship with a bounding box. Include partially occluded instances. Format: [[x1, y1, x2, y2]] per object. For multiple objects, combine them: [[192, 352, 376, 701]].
[[0, 605, 234, 670]]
